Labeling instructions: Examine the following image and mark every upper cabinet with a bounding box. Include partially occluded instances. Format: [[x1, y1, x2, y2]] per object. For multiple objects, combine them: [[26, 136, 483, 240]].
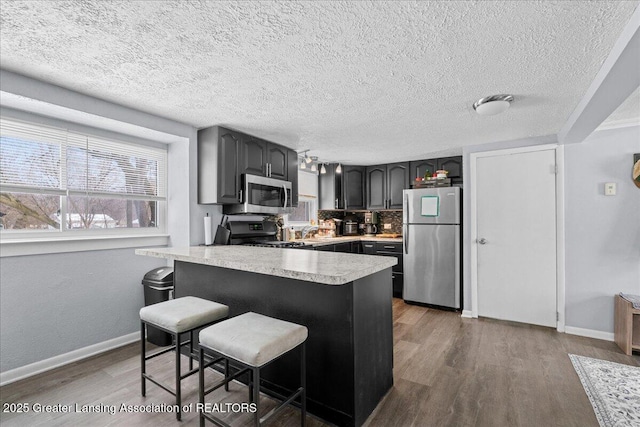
[[365, 165, 386, 210], [409, 156, 463, 185], [409, 159, 438, 181], [438, 156, 462, 181], [198, 126, 297, 205], [198, 126, 241, 204], [366, 162, 408, 210], [318, 165, 366, 210], [287, 148, 299, 207], [238, 135, 267, 177], [239, 134, 289, 180], [387, 163, 409, 209], [268, 144, 288, 180], [319, 164, 343, 210], [343, 166, 366, 210]]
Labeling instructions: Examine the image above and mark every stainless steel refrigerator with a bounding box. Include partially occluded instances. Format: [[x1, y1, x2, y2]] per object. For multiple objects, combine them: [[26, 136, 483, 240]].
[[402, 187, 461, 309]]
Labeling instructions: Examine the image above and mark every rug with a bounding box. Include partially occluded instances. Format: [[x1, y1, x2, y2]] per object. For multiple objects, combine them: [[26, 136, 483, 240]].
[[569, 354, 640, 427]]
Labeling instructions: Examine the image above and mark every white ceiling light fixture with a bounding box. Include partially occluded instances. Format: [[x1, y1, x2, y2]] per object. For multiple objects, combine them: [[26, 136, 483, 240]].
[[320, 163, 327, 174], [473, 94, 514, 116], [336, 163, 342, 174], [298, 149, 313, 164], [309, 156, 318, 172]]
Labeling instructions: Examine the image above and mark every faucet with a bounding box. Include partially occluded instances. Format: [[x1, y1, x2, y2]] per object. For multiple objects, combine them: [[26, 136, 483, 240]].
[[300, 225, 318, 239]]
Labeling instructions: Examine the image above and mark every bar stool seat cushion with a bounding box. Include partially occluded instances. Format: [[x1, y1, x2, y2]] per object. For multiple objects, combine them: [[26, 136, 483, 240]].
[[140, 296, 229, 333], [199, 312, 308, 367]]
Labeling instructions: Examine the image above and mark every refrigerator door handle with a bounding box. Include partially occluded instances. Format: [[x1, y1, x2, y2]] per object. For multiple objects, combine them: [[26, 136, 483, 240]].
[[404, 193, 409, 254]]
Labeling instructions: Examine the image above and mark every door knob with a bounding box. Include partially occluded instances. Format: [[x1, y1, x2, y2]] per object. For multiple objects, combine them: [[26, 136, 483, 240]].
[[478, 238, 487, 245]]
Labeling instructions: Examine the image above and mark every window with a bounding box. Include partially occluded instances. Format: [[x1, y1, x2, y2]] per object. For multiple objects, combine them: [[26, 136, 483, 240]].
[[284, 195, 317, 227], [0, 117, 166, 235]]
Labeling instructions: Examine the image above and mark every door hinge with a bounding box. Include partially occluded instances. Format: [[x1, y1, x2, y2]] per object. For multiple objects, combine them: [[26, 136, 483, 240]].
[[554, 165, 559, 175], [556, 312, 559, 321]]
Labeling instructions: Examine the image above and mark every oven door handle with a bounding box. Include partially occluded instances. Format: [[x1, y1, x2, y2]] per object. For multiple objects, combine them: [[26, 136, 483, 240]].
[[283, 183, 288, 209]]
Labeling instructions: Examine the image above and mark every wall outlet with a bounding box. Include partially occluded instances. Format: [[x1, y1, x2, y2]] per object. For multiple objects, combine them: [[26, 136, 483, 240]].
[[604, 182, 617, 196], [384, 223, 392, 230]]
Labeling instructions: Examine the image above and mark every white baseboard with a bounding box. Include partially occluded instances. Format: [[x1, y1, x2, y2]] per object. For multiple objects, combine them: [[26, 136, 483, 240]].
[[461, 310, 474, 319], [0, 332, 139, 387], [564, 326, 614, 342]]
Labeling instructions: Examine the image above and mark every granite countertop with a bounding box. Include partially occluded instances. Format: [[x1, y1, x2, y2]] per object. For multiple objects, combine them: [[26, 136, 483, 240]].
[[135, 246, 397, 285]]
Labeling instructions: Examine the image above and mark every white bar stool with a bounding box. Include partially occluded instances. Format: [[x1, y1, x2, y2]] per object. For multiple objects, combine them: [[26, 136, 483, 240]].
[[140, 296, 229, 421], [198, 312, 308, 426]]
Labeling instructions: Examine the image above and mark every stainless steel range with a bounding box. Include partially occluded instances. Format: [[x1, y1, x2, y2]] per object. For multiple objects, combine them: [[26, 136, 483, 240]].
[[224, 219, 308, 248]]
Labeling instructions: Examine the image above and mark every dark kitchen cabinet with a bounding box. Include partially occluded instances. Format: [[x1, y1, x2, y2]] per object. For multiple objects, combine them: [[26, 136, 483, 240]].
[[319, 164, 343, 210], [239, 135, 289, 180], [287, 149, 299, 207], [315, 244, 335, 252], [342, 166, 366, 210], [410, 156, 463, 185], [438, 156, 463, 181], [198, 126, 241, 204], [366, 165, 387, 210], [374, 242, 404, 298], [387, 162, 409, 209], [409, 159, 438, 182], [334, 242, 351, 253], [319, 164, 366, 211], [239, 135, 267, 177], [362, 242, 376, 254], [198, 125, 299, 206], [366, 162, 409, 210], [268, 144, 288, 180]]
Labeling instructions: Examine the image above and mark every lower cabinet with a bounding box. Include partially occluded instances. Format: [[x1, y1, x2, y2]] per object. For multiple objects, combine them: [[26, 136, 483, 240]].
[[313, 241, 362, 253], [334, 242, 351, 253], [363, 241, 403, 298]]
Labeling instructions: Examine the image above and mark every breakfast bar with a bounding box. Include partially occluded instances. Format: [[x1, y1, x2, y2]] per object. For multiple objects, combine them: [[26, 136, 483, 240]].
[[135, 246, 396, 427]]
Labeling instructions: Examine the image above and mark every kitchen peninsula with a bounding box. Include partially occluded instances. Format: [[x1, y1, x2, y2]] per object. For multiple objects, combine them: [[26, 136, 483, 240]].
[[135, 246, 396, 427]]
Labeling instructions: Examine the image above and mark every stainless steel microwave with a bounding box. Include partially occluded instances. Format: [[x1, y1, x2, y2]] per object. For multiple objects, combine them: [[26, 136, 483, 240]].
[[223, 174, 293, 215]]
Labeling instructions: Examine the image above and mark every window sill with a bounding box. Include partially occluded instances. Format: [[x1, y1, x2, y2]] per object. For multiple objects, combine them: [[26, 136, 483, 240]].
[[0, 234, 170, 257]]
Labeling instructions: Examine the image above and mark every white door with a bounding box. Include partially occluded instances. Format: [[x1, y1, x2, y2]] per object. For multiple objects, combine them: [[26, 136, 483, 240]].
[[476, 148, 557, 327]]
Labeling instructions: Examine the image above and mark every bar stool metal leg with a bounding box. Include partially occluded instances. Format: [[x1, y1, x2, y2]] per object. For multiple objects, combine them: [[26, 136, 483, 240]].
[[199, 346, 205, 427], [189, 330, 194, 371], [301, 342, 306, 427], [141, 322, 146, 397], [174, 332, 182, 421], [253, 367, 260, 426]]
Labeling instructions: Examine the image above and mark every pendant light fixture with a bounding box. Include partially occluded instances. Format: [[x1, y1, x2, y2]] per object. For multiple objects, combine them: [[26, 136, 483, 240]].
[[297, 149, 314, 165], [320, 163, 327, 174], [336, 163, 342, 174], [473, 94, 514, 116]]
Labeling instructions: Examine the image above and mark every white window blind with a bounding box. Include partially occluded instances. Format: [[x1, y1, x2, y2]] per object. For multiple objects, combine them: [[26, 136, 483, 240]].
[[0, 117, 167, 232]]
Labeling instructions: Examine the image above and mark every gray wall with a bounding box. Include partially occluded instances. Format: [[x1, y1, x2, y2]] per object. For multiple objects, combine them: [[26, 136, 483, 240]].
[[0, 72, 198, 373], [0, 249, 161, 371], [564, 125, 640, 332], [462, 126, 640, 334]]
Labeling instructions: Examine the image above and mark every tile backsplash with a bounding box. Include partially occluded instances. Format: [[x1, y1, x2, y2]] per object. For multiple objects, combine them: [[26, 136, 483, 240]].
[[318, 210, 403, 235]]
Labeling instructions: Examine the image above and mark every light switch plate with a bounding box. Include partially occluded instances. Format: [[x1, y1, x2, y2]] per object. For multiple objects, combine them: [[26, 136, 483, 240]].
[[384, 223, 392, 230], [605, 182, 617, 196]]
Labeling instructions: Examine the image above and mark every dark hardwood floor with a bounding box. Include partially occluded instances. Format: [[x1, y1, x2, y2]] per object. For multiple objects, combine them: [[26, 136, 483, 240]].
[[1, 299, 638, 427]]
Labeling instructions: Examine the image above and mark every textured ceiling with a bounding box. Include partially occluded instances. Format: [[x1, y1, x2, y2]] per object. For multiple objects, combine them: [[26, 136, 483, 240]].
[[1, 1, 638, 165]]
